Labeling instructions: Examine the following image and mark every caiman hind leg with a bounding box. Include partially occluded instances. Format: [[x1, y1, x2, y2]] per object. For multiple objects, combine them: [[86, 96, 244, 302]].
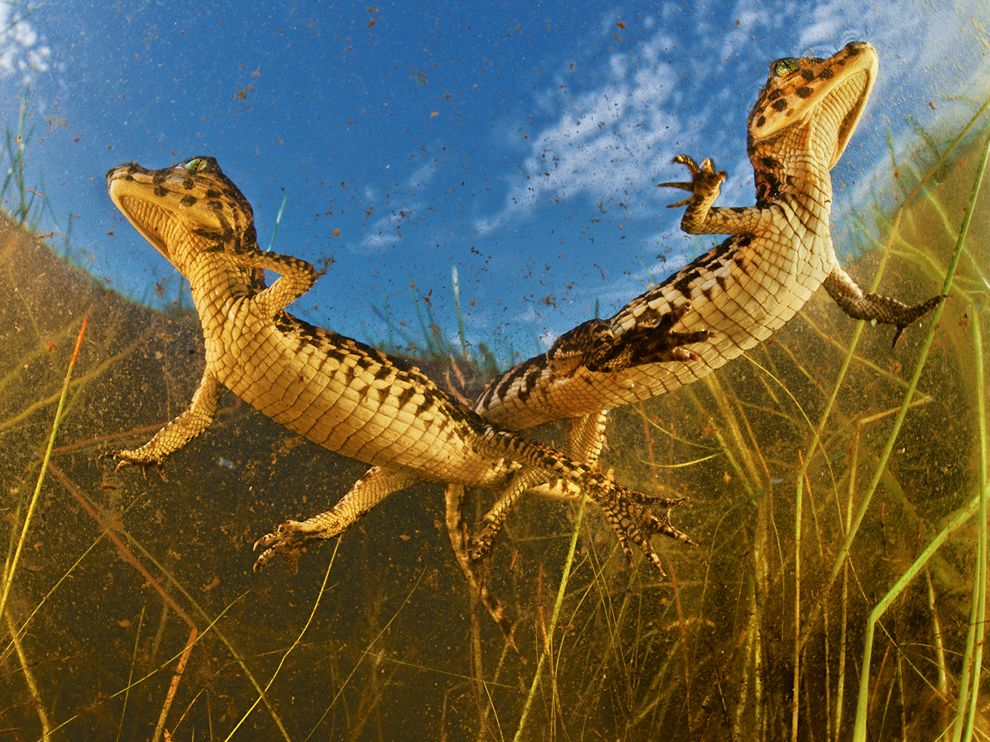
[[593, 486, 695, 576], [445, 411, 609, 647], [471, 469, 694, 576], [468, 468, 554, 561], [823, 266, 944, 346], [114, 369, 223, 469], [253, 466, 421, 571], [462, 302, 708, 563], [445, 483, 517, 652]]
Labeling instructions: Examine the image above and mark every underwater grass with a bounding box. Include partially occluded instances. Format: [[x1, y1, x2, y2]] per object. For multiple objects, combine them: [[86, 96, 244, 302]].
[[1, 95, 988, 742], [226, 539, 338, 739], [506, 106, 990, 738], [0, 315, 86, 621], [1, 90, 40, 227], [41, 465, 287, 741], [750, 97, 990, 739], [513, 490, 589, 741], [853, 131, 990, 742]]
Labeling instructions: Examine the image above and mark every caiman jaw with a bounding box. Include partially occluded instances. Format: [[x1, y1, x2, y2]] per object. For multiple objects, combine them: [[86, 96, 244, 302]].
[[747, 41, 878, 169], [106, 156, 257, 270]]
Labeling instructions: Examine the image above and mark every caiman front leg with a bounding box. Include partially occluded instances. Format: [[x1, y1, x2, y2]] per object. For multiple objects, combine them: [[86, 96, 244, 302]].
[[253, 466, 421, 571], [115, 369, 223, 469], [824, 266, 944, 346], [659, 154, 777, 235], [231, 249, 320, 317], [585, 303, 711, 373]]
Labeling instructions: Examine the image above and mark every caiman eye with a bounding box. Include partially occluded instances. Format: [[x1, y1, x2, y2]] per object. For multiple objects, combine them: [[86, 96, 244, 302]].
[[772, 58, 799, 77], [183, 157, 210, 173]]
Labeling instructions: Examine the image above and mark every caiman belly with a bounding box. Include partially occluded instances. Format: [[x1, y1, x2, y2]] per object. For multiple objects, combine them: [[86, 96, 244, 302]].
[[482, 225, 836, 429], [207, 310, 502, 483]]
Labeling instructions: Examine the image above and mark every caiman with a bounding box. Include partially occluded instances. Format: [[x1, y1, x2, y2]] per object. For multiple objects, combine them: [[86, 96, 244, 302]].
[[276, 41, 942, 581], [106, 156, 696, 574]]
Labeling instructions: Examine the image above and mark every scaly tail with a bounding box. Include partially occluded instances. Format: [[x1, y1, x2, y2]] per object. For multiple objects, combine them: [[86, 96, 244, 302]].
[[474, 427, 695, 574]]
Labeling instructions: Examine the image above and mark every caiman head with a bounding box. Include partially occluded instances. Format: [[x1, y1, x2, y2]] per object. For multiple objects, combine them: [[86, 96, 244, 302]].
[[107, 156, 259, 278], [746, 41, 878, 203]]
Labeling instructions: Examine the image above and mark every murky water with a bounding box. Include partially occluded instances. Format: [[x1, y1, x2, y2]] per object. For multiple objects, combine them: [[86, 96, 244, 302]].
[[0, 124, 987, 739], [2, 4, 990, 739]]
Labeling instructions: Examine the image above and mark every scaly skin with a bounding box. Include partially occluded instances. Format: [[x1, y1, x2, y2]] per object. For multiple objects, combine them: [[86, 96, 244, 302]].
[[106, 156, 697, 575], [319, 43, 943, 633], [475, 42, 941, 431]]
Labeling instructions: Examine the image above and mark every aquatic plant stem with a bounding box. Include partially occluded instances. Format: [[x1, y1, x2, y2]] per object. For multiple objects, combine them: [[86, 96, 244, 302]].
[[852, 131, 990, 742], [153, 627, 197, 742], [4, 608, 52, 737], [0, 536, 103, 666], [46, 464, 288, 740], [0, 315, 87, 621], [513, 492, 589, 742], [117, 603, 147, 742], [47, 463, 204, 742], [957, 310, 987, 742], [798, 95, 990, 655], [944, 208, 989, 738], [452, 265, 469, 362], [791, 454, 806, 742], [226, 540, 339, 740]]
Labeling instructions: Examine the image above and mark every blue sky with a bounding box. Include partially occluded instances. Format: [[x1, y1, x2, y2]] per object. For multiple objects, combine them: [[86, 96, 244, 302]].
[[3, 1, 988, 363]]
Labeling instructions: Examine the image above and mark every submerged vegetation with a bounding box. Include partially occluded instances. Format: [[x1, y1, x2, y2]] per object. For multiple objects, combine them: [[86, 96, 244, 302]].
[[0, 85, 988, 740]]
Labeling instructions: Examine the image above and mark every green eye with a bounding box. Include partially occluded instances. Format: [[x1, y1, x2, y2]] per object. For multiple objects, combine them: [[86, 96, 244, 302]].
[[183, 157, 210, 173], [772, 58, 799, 77]]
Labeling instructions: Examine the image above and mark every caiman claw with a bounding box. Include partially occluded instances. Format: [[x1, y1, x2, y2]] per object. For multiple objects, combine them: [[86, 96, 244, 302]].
[[658, 154, 726, 208], [252, 521, 314, 573], [108, 449, 166, 480]]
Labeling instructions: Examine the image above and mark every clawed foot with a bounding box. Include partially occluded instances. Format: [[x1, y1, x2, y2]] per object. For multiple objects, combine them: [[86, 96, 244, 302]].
[[651, 302, 714, 363], [890, 294, 945, 347], [598, 493, 695, 577], [106, 449, 166, 480], [252, 520, 314, 572], [467, 487, 695, 579], [658, 154, 726, 208]]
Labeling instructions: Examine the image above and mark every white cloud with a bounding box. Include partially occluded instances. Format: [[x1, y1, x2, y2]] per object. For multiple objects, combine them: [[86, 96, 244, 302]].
[[406, 160, 438, 191], [359, 204, 419, 252], [475, 27, 682, 234], [473, 0, 990, 343], [0, 5, 50, 85], [720, 0, 771, 62]]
